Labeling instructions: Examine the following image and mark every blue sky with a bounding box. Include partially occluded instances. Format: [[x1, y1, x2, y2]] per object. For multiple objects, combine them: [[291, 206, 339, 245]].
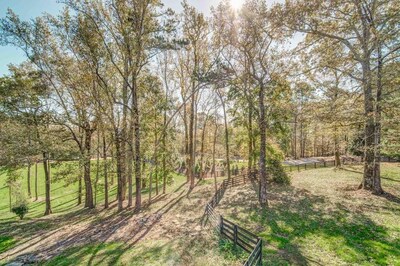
[[0, 0, 62, 75], [0, 0, 280, 76]]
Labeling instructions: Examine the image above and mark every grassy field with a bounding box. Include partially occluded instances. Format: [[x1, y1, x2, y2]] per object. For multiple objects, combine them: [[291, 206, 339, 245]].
[[0, 164, 240, 266], [0, 162, 187, 221], [217, 163, 400, 265], [1, 163, 399, 265]]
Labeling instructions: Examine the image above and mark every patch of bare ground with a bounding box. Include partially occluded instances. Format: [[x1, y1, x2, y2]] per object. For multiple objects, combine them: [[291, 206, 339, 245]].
[[0, 180, 235, 265]]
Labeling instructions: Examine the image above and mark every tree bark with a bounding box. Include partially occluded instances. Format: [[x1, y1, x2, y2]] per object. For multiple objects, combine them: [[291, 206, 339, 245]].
[[373, 43, 383, 194], [162, 111, 167, 194], [83, 126, 94, 209], [34, 161, 38, 201], [43, 155, 52, 215], [27, 162, 31, 198], [293, 115, 297, 159], [184, 101, 190, 182], [189, 85, 195, 189], [218, 91, 231, 180], [361, 60, 376, 191], [133, 78, 142, 210], [199, 117, 208, 180], [94, 130, 100, 206], [127, 118, 134, 207], [103, 134, 109, 209], [153, 116, 159, 196], [258, 85, 268, 208], [334, 133, 341, 167], [110, 147, 115, 185], [115, 128, 125, 211], [78, 170, 82, 205], [213, 120, 218, 193], [247, 108, 253, 176]]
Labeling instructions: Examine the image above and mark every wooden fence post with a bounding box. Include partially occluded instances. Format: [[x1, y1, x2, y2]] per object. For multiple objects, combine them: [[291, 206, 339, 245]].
[[233, 224, 238, 247], [220, 216, 223, 234], [259, 239, 263, 266]]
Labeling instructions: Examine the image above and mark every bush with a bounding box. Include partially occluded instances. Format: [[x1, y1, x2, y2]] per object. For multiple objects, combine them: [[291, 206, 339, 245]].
[[11, 203, 29, 220], [268, 158, 291, 185]]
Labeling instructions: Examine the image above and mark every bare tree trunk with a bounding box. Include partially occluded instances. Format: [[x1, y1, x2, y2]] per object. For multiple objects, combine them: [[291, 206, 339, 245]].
[[313, 125, 317, 157], [300, 119, 303, 158], [103, 134, 109, 209], [162, 110, 167, 194], [189, 87, 195, 189], [83, 126, 94, 209], [213, 120, 218, 193], [127, 118, 134, 207], [334, 125, 341, 168], [149, 171, 153, 203], [258, 85, 268, 208], [194, 100, 199, 179], [218, 91, 231, 180], [199, 117, 208, 180], [184, 102, 189, 182], [127, 72, 135, 207], [9, 185, 12, 212], [43, 154, 52, 215], [293, 115, 297, 159], [153, 117, 159, 196], [162, 139, 166, 193], [94, 130, 100, 206], [35, 161, 38, 201], [133, 79, 142, 210], [121, 62, 129, 203], [110, 147, 115, 185], [247, 109, 253, 176], [78, 170, 82, 205], [142, 160, 146, 189], [27, 162, 31, 198], [115, 128, 125, 211], [373, 43, 383, 194], [361, 60, 376, 191]]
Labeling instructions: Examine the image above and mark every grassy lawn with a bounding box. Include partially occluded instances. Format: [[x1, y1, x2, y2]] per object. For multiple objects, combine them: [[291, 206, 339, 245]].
[[0, 236, 17, 254], [43, 234, 238, 266], [0, 162, 186, 221], [1, 163, 399, 265], [0, 165, 240, 266], [217, 163, 400, 265]]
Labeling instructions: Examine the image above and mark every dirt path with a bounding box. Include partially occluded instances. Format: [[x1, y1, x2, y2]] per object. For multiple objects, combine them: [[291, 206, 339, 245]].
[[0, 181, 220, 265]]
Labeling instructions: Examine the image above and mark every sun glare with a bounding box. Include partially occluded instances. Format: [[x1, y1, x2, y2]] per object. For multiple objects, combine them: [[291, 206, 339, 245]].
[[230, 0, 244, 10]]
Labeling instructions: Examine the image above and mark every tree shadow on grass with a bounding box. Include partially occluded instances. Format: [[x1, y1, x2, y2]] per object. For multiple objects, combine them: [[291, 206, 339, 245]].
[[41, 240, 177, 266], [3, 183, 193, 265], [243, 185, 400, 265]]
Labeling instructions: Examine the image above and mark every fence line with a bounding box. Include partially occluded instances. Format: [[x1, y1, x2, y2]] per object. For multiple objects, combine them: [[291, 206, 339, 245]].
[[203, 173, 263, 266]]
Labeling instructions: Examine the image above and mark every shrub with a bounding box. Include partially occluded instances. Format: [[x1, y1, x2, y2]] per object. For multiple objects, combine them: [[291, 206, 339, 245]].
[[11, 203, 29, 220], [268, 158, 291, 185]]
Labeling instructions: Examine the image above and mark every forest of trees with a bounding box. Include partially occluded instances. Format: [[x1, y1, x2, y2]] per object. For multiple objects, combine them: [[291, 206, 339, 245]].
[[0, 0, 399, 214]]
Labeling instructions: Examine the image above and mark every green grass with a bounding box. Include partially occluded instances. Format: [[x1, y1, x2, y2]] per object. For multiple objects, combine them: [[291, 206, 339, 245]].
[[2, 162, 399, 265], [0, 162, 189, 262], [217, 163, 400, 265], [0, 236, 17, 254], [0, 162, 186, 221], [44, 236, 240, 266], [42, 241, 181, 266], [218, 238, 248, 262]]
